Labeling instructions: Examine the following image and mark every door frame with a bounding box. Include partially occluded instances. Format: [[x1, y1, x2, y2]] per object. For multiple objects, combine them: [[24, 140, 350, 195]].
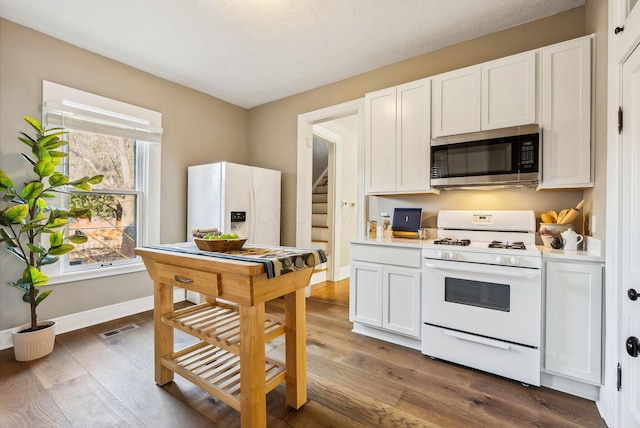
[[312, 125, 340, 282], [296, 99, 365, 287], [605, 1, 640, 426]]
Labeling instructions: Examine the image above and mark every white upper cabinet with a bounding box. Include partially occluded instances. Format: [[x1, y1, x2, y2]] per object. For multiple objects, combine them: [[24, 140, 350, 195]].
[[432, 52, 536, 137], [538, 36, 593, 189], [365, 78, 433, 194], [432, 66, 481, 137], [482, 52, 537, 130]]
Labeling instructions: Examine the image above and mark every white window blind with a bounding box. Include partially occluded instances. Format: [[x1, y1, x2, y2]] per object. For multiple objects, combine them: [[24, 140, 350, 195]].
[[42, 81, 163, 142]]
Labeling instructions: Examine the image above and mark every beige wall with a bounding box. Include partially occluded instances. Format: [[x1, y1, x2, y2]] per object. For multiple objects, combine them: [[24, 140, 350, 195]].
[[0, 18, 249, 330], [248, 7, 589, 246]]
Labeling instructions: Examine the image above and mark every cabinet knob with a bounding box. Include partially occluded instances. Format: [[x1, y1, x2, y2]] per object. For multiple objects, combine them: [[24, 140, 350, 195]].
[[629, 288, 638, 301]]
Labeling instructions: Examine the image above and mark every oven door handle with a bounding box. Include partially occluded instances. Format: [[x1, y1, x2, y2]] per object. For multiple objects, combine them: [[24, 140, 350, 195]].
[[424, 262, 539, 279], [444, 330, 510, 350]]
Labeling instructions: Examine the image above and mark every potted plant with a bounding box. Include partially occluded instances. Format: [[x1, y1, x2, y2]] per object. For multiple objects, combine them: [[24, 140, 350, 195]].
[[0, 116, 102, 361]]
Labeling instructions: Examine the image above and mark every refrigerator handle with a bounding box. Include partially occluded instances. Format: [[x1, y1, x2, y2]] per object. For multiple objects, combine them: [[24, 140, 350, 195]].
[[249, 178, 255, 243]]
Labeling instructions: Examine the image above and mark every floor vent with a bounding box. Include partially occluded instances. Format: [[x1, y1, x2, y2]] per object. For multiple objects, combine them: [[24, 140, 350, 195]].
[[99, 324, 140, 339]]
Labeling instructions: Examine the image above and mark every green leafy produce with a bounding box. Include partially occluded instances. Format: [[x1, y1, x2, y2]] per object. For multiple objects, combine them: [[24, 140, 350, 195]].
[[203, 233, 239, 240]]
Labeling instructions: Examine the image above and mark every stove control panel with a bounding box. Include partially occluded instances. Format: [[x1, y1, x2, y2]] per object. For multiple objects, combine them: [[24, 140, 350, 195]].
[[472, 214, 493, 225]]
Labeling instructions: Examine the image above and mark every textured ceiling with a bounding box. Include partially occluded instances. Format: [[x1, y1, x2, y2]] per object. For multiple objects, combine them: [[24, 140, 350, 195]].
[[0, 0, 585, 108]]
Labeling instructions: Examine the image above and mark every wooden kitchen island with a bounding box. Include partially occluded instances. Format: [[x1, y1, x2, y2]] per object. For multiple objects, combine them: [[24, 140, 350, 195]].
[[135, 244, 325, 428]]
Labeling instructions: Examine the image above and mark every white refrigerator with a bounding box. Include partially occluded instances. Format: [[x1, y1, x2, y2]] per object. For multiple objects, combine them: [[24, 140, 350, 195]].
[[187, 162, 281, 245]]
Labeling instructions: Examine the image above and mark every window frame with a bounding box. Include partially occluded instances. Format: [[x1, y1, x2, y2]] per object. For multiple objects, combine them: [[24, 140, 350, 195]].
[[40, 81, 161, 284]]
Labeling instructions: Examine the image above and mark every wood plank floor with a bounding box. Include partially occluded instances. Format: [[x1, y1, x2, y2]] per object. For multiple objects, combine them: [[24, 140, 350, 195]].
[[0, 280, 606, 427]]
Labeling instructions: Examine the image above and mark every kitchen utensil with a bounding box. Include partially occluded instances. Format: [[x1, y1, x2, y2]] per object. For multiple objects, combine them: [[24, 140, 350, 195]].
[[551, 236, 564, 249], [556, 209, 570, 224], [561, 228, 584, 251], [539, 223, 572, 247], [541, 212, 555, 223], [557, 199, 586, 225]]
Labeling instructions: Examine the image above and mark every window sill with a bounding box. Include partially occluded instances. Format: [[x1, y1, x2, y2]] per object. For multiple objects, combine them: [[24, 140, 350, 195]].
[[46, 261, 148, 285]]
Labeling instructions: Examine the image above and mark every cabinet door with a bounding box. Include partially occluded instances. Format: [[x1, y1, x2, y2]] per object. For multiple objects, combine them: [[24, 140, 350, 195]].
[[539, 36, 592, 189], [382, 266, 421, 338], [544, 261, 603, 384], [482, 52, 536, 130], [396, 79, 432, 192], [365, 87, 397, 193], [432, 66, 481, 137], [349, 261, 383, 327]]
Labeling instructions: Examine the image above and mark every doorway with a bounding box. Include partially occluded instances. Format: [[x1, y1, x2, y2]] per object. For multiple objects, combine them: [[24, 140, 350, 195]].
[[296, 99, 365, 287]]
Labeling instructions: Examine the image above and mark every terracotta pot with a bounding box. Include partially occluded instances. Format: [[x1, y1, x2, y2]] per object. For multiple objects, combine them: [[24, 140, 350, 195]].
[[11, 321, 56, 361]]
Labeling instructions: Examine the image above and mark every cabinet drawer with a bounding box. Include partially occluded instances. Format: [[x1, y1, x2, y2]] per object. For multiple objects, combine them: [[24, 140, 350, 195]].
[[152, 262, 221, 296], [422, 324, 540, 386], [351, 244, 421, 268]]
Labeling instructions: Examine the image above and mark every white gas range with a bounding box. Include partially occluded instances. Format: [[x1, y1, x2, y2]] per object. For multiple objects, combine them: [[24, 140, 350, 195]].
[[421, 210, 542, 386]]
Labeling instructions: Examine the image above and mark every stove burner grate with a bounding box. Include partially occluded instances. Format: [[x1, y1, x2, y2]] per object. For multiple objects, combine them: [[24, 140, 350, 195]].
[[488, 241, 526, 250], [433, 238, 471, 246]]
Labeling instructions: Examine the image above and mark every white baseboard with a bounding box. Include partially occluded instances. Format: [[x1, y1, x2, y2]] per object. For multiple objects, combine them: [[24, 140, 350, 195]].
[[0, 288, 184, 351]]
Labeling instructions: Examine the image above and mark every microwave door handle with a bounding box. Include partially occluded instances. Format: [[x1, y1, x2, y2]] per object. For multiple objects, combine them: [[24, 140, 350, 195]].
[[424, 262, 538, 279]]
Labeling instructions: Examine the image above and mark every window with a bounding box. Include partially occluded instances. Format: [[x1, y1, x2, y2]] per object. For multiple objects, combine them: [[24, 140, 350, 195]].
[[41, 81, 161, 282]]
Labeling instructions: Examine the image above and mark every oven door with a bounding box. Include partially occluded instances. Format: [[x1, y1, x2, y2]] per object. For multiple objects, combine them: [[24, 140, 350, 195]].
[[422, 258, 541, 347]]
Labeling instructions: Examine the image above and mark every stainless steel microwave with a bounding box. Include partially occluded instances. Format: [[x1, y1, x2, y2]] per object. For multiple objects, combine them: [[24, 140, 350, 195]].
[[430, 125, 540, 189]]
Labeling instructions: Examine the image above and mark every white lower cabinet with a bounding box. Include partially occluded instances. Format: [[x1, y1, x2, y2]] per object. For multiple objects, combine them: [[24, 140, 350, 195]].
[[350, 243, 422, 349], [543, 260, 604, 386]]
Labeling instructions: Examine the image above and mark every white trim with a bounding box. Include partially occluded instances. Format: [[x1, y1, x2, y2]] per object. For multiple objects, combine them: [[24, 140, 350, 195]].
[[296, 99, 366, 286], [313, 125, 342, 281], [0, 289, 184, 350], [601, 1, 640, 426]]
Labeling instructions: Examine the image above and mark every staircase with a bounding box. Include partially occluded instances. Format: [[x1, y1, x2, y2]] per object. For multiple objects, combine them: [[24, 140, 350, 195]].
[[311, 169, 330, 263]]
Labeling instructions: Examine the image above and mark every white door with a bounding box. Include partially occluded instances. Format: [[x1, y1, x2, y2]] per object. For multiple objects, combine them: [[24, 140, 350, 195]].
[[621, 43, 640, 428]]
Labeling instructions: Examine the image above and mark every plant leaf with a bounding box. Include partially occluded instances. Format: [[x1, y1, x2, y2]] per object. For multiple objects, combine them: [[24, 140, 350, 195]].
[[0, 229, 18, 246], [72, 182, 91, 192], [27, 243, 44, 254], [88, 175, 104, 185], [0, 168, 13, 189], [47, 150, 67, 159], [38, 255, 59, 266], [69, 232, 88, 244], [38, 132, 67, 147], [42, 137, 68, 150], [35, 289, 52, 306], [5, 246, 27, 262], [24, 116, 43, 134], [32, 145, 51, 162], [21, 182, 43, 201], [4, 204, 29, 223], [8, 281, 29, 293], [34, 159, 55, 178], [24, 266, 49, 287], [49, 231, 64, 248], [20, 153, 36, 166], [48, 173, 69, 187], [48, 243, 74, 256]]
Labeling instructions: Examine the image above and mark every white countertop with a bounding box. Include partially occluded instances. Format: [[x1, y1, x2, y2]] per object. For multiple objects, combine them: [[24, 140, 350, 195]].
[[352, 236, 606, 263], [350, 237, 425, 249]]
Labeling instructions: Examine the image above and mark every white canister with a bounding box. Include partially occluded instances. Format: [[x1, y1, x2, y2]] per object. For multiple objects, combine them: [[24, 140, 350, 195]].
[[561, 228, 584, 251]]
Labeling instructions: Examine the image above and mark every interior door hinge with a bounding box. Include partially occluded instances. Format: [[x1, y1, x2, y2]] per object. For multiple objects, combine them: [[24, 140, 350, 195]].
[[618, 107, 624, 134], [617, 363, 622, 391]]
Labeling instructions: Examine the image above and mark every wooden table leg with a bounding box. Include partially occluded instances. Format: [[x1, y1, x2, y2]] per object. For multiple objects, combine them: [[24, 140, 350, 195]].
[[154, 281, 174, 386], [239, 303, 267, 428], [285, 288, 307, 409]]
